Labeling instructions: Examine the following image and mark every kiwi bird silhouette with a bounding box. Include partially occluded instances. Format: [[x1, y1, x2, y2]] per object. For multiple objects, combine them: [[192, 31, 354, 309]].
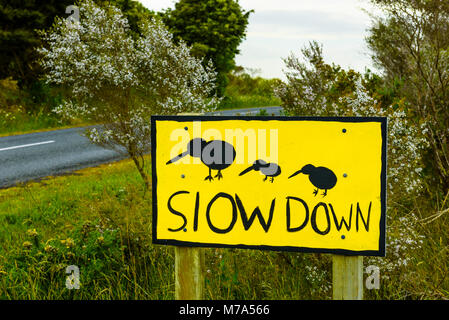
[[239, 160, 281, 183], [288, 164, 337, 197], [166, 138, 236, 181]]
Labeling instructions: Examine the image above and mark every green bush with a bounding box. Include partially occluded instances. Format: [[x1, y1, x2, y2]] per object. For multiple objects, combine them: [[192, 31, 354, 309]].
[[0, 77, 72, 134], [219, 67, 282, 109]]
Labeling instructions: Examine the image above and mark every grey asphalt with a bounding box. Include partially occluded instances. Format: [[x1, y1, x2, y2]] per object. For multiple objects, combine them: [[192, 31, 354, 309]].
[[0, 106, 283, 189], [0, 127, 128, 188]]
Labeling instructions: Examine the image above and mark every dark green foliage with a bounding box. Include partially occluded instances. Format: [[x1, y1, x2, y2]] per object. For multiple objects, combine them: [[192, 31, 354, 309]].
[[2, 220, 159, 299], [0, 0, 74, 86], [163, 0, 252, 96], [97, 0, 155, 39]]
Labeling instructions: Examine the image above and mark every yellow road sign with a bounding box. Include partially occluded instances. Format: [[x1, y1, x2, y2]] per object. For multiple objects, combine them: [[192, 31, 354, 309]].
[[151, 116, 387, 256]]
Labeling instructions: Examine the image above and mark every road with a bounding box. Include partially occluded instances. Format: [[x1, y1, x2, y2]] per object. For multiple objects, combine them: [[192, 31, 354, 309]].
[[0, 106, 283, 188], [0, 127, 128, 188]]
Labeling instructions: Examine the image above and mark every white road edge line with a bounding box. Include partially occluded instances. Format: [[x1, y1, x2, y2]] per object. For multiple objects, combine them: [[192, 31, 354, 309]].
[[0, 140, 55, 152]]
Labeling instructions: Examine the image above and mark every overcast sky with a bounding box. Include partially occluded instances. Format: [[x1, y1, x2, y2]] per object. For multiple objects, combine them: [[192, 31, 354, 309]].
[[139, 0, 377, 79]]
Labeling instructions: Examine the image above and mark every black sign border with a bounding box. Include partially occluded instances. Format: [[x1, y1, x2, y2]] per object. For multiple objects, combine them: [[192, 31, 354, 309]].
[[151, 115, 387, 257]]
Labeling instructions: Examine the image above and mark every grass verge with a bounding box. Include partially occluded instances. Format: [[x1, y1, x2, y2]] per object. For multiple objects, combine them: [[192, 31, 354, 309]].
[[0, 110, 90, 137]]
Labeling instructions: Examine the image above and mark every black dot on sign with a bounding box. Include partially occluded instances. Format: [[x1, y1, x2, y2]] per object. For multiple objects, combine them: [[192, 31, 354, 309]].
[[342, 128, 347, 133], [341, 235, 345, 239], [181, 174, 185, 179], [183, 228, 187, 232], [184, 127, 188, 131], [343, 173, 348, 178]]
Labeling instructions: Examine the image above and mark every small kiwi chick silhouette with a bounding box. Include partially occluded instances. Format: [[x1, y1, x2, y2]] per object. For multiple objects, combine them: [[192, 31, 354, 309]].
[[239, 160, 281, 183], [166, 138, 236, 181], [289, 164, 337, 197]]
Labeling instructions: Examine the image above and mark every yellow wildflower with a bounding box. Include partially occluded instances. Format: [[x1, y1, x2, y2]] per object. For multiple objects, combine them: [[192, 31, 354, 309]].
[[26, 229, 38, 238], [61, 238, 75, 248], [22, 241, 33, 249]]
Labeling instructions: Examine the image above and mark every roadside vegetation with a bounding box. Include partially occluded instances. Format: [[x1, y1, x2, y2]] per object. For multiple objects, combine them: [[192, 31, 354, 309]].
[[0, 78, 75, 136]]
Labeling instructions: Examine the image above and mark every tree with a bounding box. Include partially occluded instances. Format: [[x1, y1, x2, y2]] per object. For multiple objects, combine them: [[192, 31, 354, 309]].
[[163, 0, 252, 96], [366, 0, 449, 191], [38, 0, 218, 188]]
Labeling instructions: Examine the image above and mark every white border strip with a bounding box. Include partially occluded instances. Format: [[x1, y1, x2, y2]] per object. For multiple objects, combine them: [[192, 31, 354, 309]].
[[0, 140, 55, 152]]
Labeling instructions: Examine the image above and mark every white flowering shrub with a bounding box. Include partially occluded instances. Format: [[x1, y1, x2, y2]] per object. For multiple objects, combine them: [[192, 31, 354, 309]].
[[38, 0, 218, 187], [304, 264, 332, 297], [368, 212, 424, 276]]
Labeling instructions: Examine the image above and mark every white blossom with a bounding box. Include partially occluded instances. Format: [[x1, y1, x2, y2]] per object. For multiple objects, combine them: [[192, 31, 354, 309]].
[[38, 0, 219, 182]]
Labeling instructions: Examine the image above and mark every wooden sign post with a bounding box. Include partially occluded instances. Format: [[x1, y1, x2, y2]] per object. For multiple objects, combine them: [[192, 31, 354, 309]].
[[151, 115, 387, 300], [172, 113, 205, 300], [332, 255, 363, 300], [175, 246, 204, 299]]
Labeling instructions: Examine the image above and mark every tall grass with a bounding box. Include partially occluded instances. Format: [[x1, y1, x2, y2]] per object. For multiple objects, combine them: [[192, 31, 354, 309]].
[[0, 159, 330, 300], [0, 78, 77, 136], [0, 160, 172, 299]]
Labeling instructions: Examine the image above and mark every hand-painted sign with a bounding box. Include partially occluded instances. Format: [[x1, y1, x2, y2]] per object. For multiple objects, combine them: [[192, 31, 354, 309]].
[[151, 116, 387, 256]]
